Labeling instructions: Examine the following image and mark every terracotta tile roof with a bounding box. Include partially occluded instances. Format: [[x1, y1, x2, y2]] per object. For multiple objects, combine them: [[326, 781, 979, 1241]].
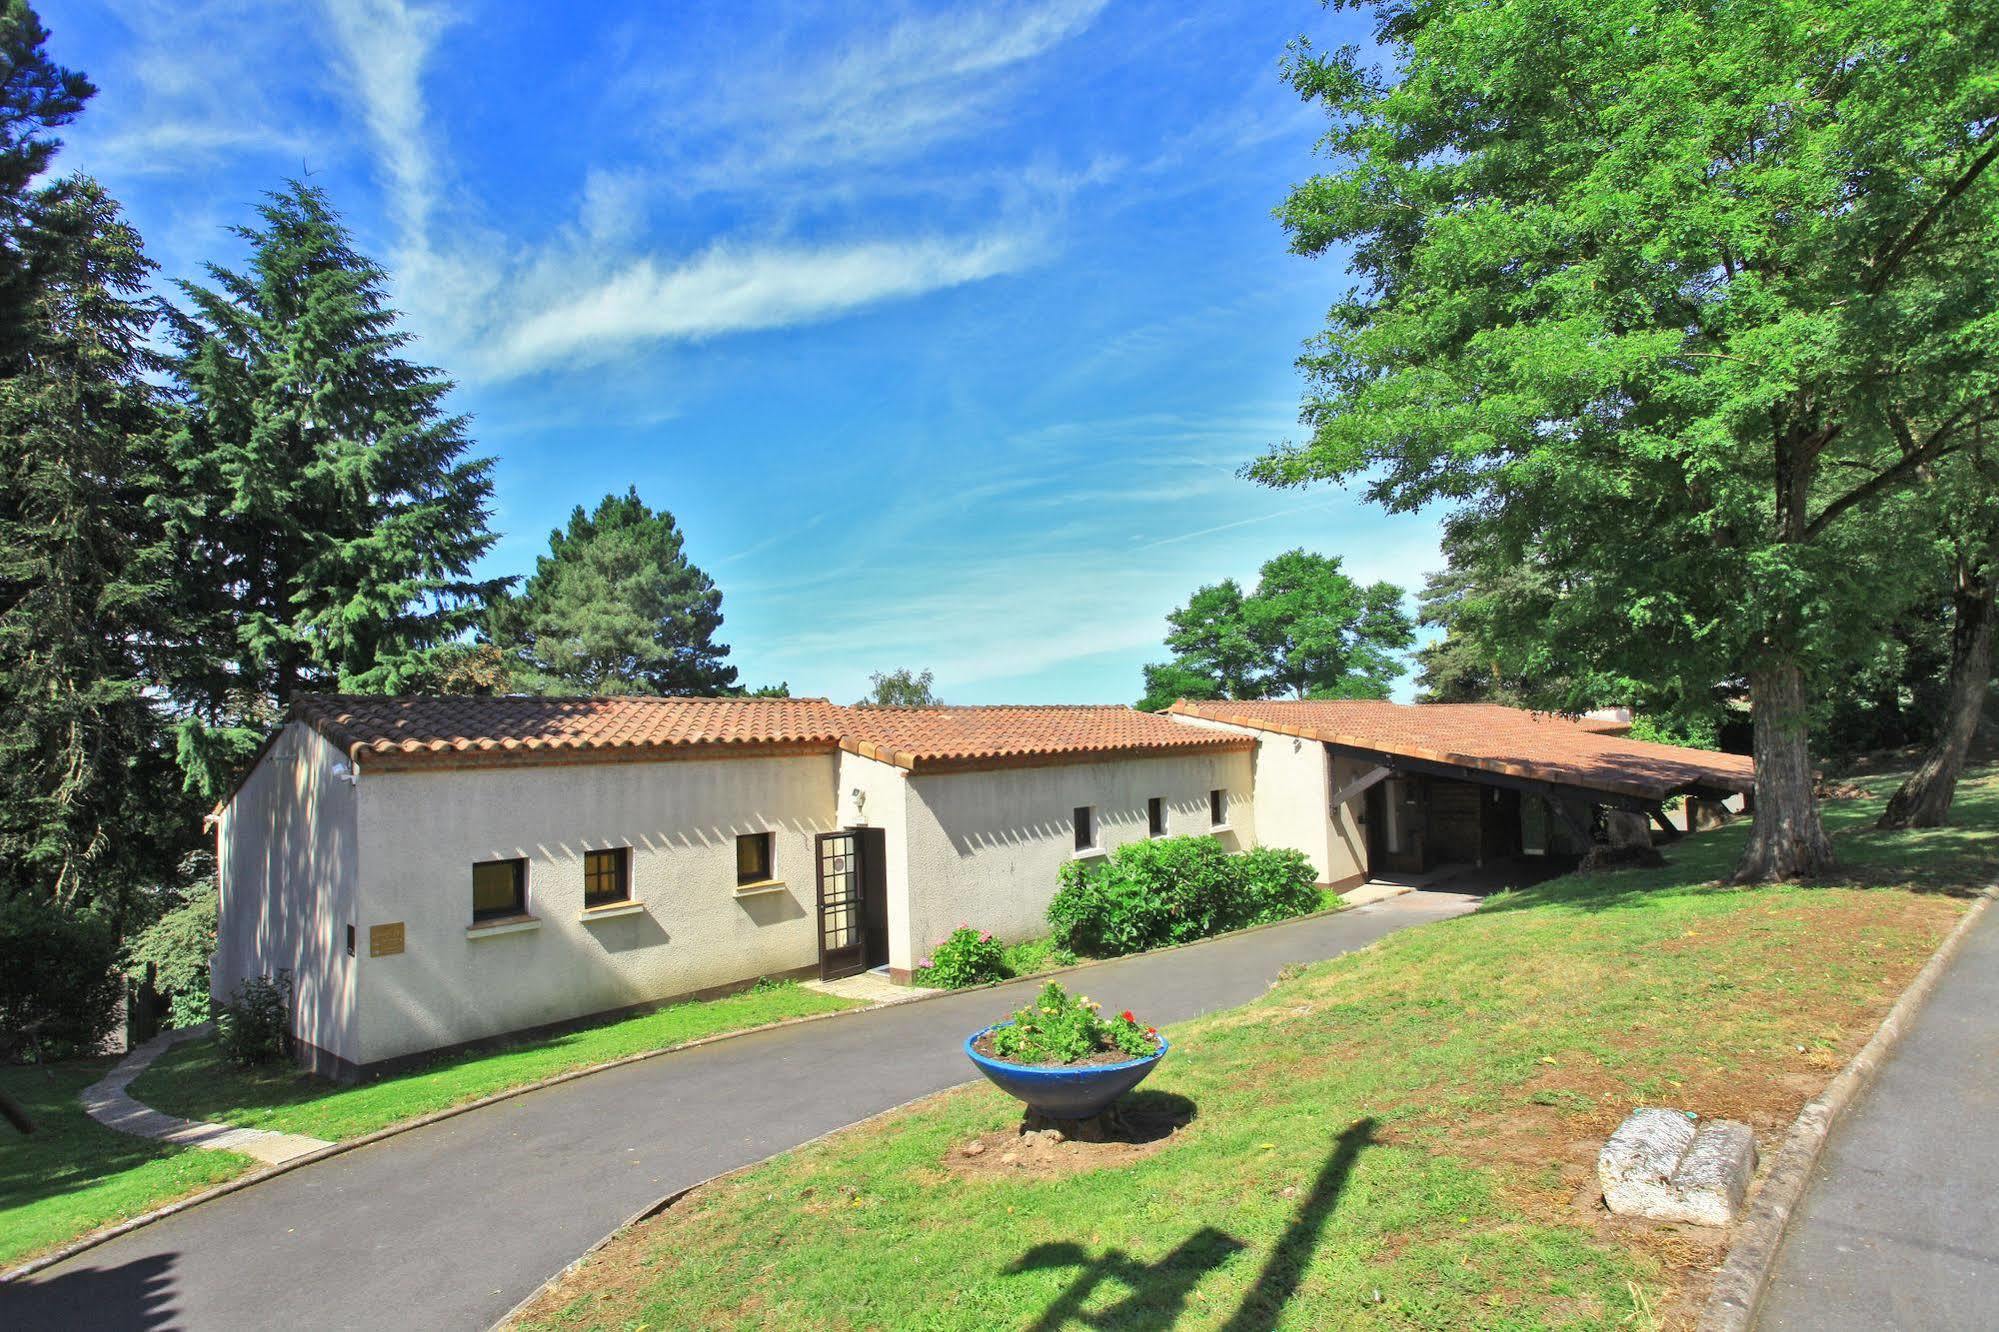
[[282, 695, 1252, 777], [1167, 699, 1754, 801], [291, 694, 850, 769], [836, 704, 1253, 772]]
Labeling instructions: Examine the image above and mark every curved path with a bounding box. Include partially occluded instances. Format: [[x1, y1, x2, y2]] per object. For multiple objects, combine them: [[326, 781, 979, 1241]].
[[81, 1026, 330, 1166], [2, 890, 1476, 1332]]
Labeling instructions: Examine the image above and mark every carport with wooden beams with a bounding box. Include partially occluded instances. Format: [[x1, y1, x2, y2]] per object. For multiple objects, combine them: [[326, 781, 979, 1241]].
[[1168, 699, 1757, 878]]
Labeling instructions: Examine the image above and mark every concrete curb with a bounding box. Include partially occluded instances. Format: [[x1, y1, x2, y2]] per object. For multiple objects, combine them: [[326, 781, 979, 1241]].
[[1696, 889, 1994, 1332], [1, 897, 1394, 1285]]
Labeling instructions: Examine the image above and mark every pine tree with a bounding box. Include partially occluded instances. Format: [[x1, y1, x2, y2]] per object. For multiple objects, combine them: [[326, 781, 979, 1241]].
[[0, 177, 184, 912], [0, 2, 94, 367], [492, 488, 738, 695], [164, 182, 505, 792]]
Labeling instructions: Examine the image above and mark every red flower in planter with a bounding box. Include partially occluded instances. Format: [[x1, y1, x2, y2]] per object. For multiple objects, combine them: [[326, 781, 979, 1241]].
[[1119, 1010, 1135, 1024]]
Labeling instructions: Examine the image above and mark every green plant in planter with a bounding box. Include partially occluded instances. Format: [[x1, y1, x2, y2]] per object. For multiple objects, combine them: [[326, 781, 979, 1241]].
[[988, 981, 1157, 1065], [915, 925, 1008, 989]]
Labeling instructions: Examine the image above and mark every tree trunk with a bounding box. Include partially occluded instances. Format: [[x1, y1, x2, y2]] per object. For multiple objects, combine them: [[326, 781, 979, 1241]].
[[1733, 657, 1837, 882], [1880, 564, 1994, 829]]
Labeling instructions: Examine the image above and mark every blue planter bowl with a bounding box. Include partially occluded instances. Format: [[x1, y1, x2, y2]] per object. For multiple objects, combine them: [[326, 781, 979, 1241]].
[[965, 1022, 1169, 1121]]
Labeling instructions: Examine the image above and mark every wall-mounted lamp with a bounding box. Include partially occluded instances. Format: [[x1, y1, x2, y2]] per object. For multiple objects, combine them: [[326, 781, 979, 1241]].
[[331, 761, 359, 786]]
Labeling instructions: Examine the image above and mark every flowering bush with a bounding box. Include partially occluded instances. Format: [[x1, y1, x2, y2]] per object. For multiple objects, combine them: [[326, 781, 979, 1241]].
[[1048, 836, 1321, 957], [915, 925, 1008, 989], [987, 981, 1158, 1066]]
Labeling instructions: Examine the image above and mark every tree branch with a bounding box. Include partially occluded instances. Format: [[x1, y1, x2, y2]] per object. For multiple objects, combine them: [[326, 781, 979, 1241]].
[[1865, 122, 1999, 296], [1804, 407, 1982, 538]]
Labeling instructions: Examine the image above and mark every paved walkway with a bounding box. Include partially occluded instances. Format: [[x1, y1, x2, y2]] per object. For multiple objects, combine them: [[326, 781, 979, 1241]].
[[80, 1027, 330, 1166], [1758, 900, 1999, 1330], [1, 890, 1475, 1332], [802, 968, 942, 1005]]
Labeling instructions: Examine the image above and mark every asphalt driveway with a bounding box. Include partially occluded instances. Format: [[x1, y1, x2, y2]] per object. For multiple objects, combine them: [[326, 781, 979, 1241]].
[[1756, 899, 1999, 1330], [2, 890, 1474, 1331]]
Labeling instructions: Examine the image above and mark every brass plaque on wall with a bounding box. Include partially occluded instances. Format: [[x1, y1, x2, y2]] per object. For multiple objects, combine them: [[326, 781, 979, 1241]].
[[369, 922, 406, 958]]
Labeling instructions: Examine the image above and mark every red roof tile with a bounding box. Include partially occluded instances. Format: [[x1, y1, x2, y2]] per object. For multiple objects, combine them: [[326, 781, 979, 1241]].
[[292, 694, 850, 769], [284, 695, 1251, 776], [835, 705, 1252, 772], [1167, 699, 1753, 801]]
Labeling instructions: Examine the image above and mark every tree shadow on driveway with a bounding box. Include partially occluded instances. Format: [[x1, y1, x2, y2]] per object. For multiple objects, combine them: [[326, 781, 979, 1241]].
[[0, 1250, 179, 1330]]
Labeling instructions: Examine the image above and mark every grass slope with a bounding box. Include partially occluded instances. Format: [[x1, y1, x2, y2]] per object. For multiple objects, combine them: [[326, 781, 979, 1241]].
[[514, 770, 1994, 1331], [0, 1060, 253, 1269], [132, 981, 857, 1143]]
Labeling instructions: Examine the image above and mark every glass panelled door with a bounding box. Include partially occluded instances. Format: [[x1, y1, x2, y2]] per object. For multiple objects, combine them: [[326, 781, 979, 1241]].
[[815, 831, 867, 980]]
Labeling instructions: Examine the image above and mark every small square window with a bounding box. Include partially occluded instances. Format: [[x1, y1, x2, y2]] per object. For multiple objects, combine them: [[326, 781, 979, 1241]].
[[472, 858, 527, 921], [1148, 796, 1167, 838], [583, 847, 630, 908], [1073, 805, 1097, 853], [1210, 788, 1227, 827], [736, 832, 774, 885]]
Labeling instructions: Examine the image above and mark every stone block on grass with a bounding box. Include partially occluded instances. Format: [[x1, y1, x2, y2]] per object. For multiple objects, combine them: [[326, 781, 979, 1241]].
[[1599, 1107, 1757, 1225]]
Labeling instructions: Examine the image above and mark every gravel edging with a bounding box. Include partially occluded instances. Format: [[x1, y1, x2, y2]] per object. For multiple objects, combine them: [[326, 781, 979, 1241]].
[[1, 899, 1379, 1285], [1696, 888, 1995, 1332]]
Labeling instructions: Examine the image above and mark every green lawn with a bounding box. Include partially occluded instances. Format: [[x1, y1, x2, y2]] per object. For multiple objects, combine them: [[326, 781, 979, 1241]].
[[133, 979, 857, 1143], [0, 979, 855, 1270], [0, 1060, 254, 1270], [513, 769, 1994, 1331]]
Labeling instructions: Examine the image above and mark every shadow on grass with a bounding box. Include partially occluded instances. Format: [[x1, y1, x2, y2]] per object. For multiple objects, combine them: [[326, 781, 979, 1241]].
[[1008, 1117, 1377, 1331], [1478, 775, 1999, 916], [0, 1062, 229, 1232], [0, 1249, 178, 1328], [1059, 1089, 1196, 1146]]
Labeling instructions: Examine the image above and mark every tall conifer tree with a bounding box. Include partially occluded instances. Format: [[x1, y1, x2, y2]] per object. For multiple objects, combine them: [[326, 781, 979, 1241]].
[[0, 177, 180, 912], [0, 1, 93, 367], [165, 182, 504, 792], [490, 488, 737, 696]]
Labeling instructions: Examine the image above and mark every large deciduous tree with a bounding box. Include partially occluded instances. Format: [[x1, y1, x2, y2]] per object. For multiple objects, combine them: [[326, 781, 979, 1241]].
[[1880, 443, 1997, 828], [491, 488, 737, 695], [861, 668, 939, 707], [1138, 549, 1412, 709], [165, 182, 504, 792], [1255, 0, 1999, 881]]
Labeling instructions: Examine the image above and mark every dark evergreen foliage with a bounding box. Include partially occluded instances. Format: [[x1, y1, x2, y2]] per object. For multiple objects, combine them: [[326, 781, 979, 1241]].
[[163, 182, 505, 792], [491, 487, 737, 695], [0, 176, 189, 915]]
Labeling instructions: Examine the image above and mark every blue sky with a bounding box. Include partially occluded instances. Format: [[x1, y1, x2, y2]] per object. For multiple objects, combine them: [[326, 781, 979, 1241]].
[[46, 0, 1441, 703]]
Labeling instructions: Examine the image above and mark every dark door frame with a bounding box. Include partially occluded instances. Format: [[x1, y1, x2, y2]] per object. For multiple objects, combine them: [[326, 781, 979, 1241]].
[[815, 829, 889, 981], [815, 830, 868, 981]]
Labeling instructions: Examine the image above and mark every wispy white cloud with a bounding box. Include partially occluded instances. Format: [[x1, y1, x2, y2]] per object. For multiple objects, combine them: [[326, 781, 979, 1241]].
[[318, 0, 452, 241], [306, 0, 1072, 380], [639, 0, 1110, 194], [494, 230, 1037, 373], [71, 2, 314, 176]]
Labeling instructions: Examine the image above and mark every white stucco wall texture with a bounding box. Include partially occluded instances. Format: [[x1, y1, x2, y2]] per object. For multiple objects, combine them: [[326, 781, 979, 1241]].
[[897, 751, 1256, 968], [349, 754, 837, 1066], [214, 721, 361, 1067], [1165, 715, 1368, 886]]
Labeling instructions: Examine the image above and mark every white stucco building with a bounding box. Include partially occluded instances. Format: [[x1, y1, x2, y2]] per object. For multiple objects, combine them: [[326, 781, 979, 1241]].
[[214, 693, 1753, 1078]]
